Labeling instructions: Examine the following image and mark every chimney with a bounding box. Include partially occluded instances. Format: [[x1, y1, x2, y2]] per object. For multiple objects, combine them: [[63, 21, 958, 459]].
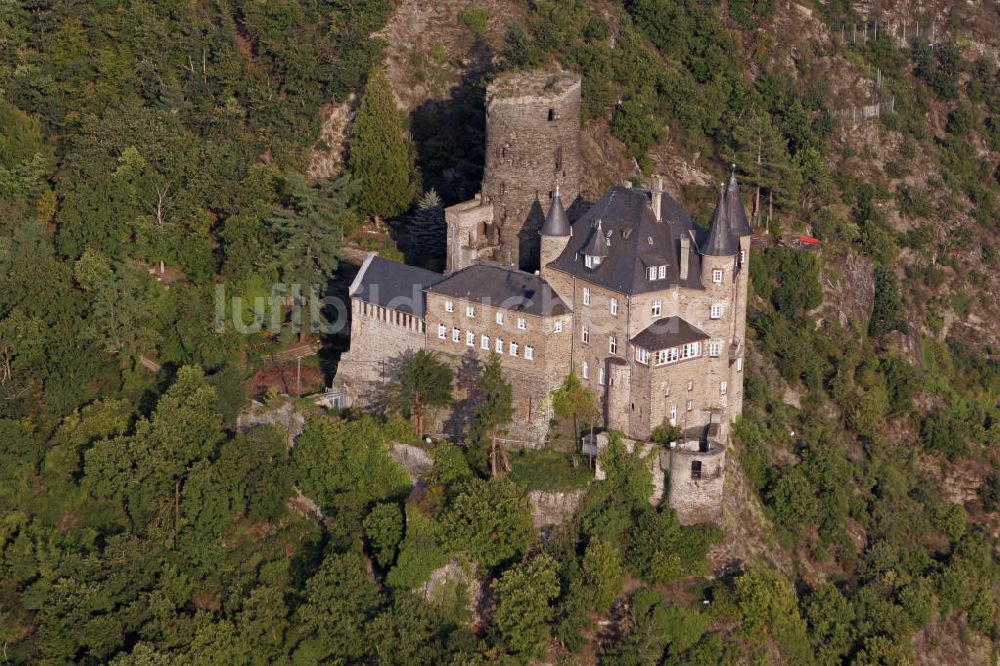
[[680, 235, 690, 281], [651, 175, 663, 222]]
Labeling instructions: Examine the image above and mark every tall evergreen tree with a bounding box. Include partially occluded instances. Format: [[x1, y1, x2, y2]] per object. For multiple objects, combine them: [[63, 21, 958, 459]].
[[728, 109, 800, 227], [348, 67, 419, 220], [267, 172, 358, 339], [471, 352, 514, 478]]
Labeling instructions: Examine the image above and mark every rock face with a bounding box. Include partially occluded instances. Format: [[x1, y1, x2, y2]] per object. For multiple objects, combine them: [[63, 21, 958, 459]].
[[389, 443, 434, 485], [418, 556, 481, 621], [824, 250, 874, 329], [236, 400, 305, 447], [528, 490, 586, 529]]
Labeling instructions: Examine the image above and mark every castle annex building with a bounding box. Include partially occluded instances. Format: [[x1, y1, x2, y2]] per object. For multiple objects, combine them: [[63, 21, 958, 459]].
[[333, 70, 752, 523]]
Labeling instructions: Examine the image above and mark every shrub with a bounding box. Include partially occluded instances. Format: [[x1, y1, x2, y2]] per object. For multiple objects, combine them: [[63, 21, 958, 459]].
[[458, 9, 489, 33]]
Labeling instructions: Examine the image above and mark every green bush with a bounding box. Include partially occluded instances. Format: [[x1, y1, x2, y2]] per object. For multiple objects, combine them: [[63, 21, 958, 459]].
[[458, 8, 489, 33]]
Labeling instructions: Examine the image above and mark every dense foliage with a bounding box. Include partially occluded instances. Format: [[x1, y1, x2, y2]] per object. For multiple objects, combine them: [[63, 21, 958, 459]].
[[2, 0, 999, 663]]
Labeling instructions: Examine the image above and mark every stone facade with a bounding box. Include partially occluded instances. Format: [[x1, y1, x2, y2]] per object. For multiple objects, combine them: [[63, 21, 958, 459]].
[[331, 69, 753, 524], [423, 289, 572, 443], [335, 297, 427, 407]]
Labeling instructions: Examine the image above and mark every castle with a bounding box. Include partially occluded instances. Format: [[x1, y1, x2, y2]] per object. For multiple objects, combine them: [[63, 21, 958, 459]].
[[333, 70, 751, 523]]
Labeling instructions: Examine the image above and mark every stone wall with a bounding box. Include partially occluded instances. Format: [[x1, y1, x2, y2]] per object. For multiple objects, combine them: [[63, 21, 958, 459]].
[[445, 195, 496, 273], [528, 489, 586, 529], [333, 298, 427, 407], [482, 71, 582, 271]]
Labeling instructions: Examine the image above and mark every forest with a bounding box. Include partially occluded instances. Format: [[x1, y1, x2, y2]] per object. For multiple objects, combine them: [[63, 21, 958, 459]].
[[1, 0, 999, 664]]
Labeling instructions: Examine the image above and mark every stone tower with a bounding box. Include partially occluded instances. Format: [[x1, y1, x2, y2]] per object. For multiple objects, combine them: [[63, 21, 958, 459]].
[[481, 70, 582, 272], [699, 172, 753, 440]]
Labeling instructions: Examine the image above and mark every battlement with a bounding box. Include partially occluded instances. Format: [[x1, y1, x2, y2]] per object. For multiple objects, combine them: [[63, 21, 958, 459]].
[[487, 70, 581, 102]]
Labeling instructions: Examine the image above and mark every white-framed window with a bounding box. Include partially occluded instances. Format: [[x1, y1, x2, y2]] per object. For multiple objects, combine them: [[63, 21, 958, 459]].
[[510, 342, 519, 357], [658, 265, 667, 279], [656, 348, 678, 365], [680, 342, 701, 359], [635, 347, 650, 365], [720, 381, 728, 396], [736, 357, 743, 372], [466, 305, 475, 318], [496, 311, 504, 325], [554, 321, 563, 333], [651, 299, 662, 318], [609, 336, 618, 355], [495, 338, 503, 354], [481, 334, 490, 350], [712, 268, 723, 284], [686, 399, 693, 411], [582, 361, 589, 379], [599, 367, 606, 385], [437, 324, 447, 339], [585, 255, 602, 268], [647, 266, 657, 280], [740, 250, 746, 265], [583, 288, 591, 306], [708, 341, 721, 357], [445, 300, 454, 312], [610, 297, 618, 317], [466, 330, 474, 346], [669, 404, 677, 425], [517, 317, 526, 330], [687, 380, 694, 391], [525, 345, 534, 360], [664, 384, 671, 396], [452, 328, 460, 343], [710, 303, 723, 319], [581, 325, 590, 344]]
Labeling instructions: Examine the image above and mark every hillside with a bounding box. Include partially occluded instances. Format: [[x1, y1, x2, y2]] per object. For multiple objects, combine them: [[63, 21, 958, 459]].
[[0, 0, 998, 664]]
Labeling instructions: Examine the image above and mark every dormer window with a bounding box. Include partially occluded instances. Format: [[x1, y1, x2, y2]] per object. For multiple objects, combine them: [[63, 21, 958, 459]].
[[584, 255, 602, 269], [647, 265, 667, 280]]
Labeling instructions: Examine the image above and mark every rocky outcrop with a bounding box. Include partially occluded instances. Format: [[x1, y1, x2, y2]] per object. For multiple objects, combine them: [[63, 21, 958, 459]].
[[236, 400, 305, 447], [389, 443, 434, 485], [528, 490, 586, 529]]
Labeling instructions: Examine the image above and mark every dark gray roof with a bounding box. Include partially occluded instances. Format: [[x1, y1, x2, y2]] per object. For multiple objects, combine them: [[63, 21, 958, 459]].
[[580, 218, 610, 257], [727, 173, 753, 237], [425, 263, 571, 316], [351, 255, 444, 317], [539, 189, 571, 237], [701, 174, 751, 256], [631, 316, 710, 351], [548, 186, 703, 294]]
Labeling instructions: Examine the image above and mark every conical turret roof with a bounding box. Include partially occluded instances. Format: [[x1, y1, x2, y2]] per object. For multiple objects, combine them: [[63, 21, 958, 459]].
[[539, 187, 571, 236], [701, 172, 750, 256]]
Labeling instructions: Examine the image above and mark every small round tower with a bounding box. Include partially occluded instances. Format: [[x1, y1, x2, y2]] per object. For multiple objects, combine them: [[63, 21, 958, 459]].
[[482, 70, 582, 272], [667, 438, 726, 525]]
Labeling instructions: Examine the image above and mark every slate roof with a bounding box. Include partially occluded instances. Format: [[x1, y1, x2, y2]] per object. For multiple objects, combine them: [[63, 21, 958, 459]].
[[547, 186, 703, 294], [350, 255, 444, 317], [539, 188, 571, 237], [426, 263, 571, 317], [701, 173, 751, 256], [580, 218, 610, 257], [631, 316, 710, 351]]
